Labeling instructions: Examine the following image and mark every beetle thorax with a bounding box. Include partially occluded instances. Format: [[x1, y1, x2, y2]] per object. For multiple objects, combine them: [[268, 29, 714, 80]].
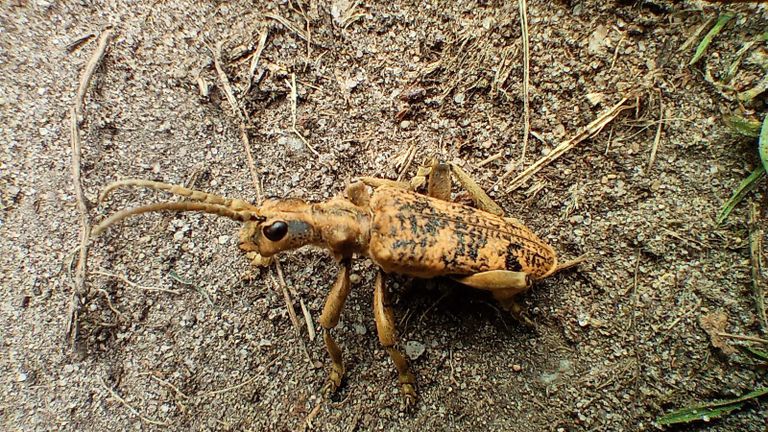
[[312, 197, 371, 259]]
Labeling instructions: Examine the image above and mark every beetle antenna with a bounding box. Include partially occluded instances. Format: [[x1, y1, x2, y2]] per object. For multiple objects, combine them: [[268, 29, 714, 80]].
[[92, 202, 265, 237], [99, 179, 259, 212]]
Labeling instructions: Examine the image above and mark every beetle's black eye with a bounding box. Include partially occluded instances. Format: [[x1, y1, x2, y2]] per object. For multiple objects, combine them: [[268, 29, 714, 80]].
[[263, 221, 288, 241]]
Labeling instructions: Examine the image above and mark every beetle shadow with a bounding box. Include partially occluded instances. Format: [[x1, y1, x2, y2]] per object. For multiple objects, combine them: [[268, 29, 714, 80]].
[[392, 276, 537, 342]]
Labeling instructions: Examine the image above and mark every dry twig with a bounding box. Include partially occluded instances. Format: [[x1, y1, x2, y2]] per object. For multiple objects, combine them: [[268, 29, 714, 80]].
[[501, 97, 633, 193], [275, 257, 316, 342], [92, 270, 182, 294], [209, 41, 262, 200], [647, 93, 663, 171], [288, 73, 321, 157], [74, 29, 113, 118], [749, 202, 767, 332], [518, 0, 531, 162], [66, 28, 113, 348], [271, 259, 314, 365], [245, 29, 269, 95], [717, 332, 768, 345], [99, 376, 168, 426], [265, 13, 310, 43]]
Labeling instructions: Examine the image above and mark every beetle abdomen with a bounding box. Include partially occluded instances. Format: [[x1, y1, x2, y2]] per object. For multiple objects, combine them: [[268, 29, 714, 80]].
[[367, 187, 556, 279]]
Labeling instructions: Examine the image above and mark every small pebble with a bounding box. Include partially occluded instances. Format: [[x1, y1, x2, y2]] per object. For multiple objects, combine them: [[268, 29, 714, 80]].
[[404, 340, 426, 360], [351, 323, 367, 335], [350, 273, 361, 284], [512, 364, 522, 372]]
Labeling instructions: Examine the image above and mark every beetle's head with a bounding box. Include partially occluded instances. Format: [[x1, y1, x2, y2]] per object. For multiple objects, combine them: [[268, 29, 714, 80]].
[[239, 198, 320, 257]]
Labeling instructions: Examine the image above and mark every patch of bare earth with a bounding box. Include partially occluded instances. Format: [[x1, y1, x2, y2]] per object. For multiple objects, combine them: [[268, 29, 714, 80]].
[[1, 1, 767, 431]]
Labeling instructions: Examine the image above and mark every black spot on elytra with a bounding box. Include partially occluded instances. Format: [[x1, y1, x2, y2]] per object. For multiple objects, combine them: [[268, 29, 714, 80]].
[[505, 242, 523, 272]]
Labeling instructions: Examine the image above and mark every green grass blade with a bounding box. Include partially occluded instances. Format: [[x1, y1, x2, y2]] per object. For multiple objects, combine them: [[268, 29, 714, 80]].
[[724, 115, 761, 137], [690, 13, 735, 66], [657, 403, 743, 425], [657, 387, 768, 426], [724, 32, 768, 83], [760, 114, 768, 175], [717, 166, 766, 225], [744, 346, 768, 362], [738, 73, 768, 103]]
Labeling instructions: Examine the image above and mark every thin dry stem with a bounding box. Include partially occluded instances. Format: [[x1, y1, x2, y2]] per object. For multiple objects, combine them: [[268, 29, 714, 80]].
[[288, 73, 321, 157], [245, 29, 269, 95], [99, 377, 168, 426], [274, 258, 316, 342], [74, 29, 113, 118], [647, 93, 663, 171], [518, 0, 530, 162], [749, 202, 767, 332], [92, 270, 182, 294], [67, 29, 113, 347], [198, 354, 281, 398], [717, 332, 768, 345], [209, 41, 262, 200], [502, 97, 633, 193], [265, 13, 310, 42], [608, 35, 625, 73], [96, 288, 126, 320], [142, 373, 190, 400], [395, 145, 417, 182], [66, 108, 90, 346], [211, 42, 244, 122], [271, 258, 313, 365], [478, 151, 503, 167]]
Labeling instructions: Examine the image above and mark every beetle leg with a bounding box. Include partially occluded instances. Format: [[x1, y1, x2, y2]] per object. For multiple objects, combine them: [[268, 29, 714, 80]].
[[358, 176, 411, 190], [427, 161, 452, 201], [373, 271, 417, 408], [453, 270, 535, 326], [452, 270, 531, 291], [344, 181, 371, 207], [448, 162, 504, 216], [319, 258, 353, 397]]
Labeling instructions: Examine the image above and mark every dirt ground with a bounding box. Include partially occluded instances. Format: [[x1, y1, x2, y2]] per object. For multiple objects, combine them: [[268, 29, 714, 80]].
[[2, 0, 768, 431]]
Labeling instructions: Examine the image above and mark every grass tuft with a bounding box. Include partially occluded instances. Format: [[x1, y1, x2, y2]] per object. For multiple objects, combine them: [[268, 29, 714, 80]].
[[690, 13, 735, 66]]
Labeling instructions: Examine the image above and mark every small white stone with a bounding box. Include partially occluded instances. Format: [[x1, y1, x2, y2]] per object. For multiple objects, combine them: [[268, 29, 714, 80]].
[[404, 340, 426, 360]]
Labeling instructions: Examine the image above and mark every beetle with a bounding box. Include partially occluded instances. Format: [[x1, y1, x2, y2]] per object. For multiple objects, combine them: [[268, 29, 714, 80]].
[[92, 160, 565, 407]]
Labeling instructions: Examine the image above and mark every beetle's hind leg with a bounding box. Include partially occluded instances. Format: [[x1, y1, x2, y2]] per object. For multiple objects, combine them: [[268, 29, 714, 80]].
[[453, 270, 535, 327], [319, 259, 353, 397], [373, 271, 417, 408], [411, 159, 505, 216]]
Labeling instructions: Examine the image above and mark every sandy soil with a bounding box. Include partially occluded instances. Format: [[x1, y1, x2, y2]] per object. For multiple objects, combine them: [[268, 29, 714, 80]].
[[2, 1, 768, 431]]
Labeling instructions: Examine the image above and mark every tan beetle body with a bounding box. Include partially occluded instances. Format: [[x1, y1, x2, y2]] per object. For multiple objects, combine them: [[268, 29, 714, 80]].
[[367, 187, 557, 279], [93, 161, 564, 408], [237, 186, 556, 281]]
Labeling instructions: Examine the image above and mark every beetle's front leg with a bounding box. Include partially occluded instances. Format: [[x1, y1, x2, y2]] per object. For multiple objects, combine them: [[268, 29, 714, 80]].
[[319, 258, 352, 397], [373, 271, 417, 408]]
